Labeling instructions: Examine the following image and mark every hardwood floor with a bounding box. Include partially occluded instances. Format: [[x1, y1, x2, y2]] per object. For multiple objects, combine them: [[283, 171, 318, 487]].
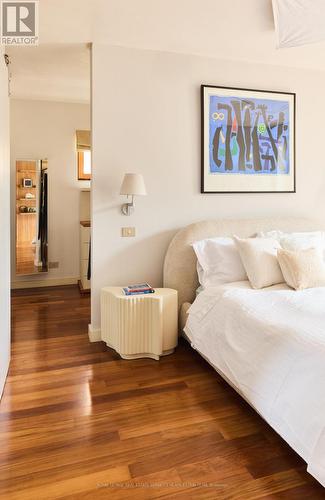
[[0, 285, 324, 499], [16, 243, 38, 275]]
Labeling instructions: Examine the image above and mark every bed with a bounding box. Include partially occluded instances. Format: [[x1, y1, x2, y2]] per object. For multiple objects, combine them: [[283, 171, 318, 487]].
[[163, 217, 325, 487]]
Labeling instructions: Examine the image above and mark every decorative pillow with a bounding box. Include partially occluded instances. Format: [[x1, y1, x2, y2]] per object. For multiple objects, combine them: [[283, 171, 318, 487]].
[[280, 232, 325, 253], [234, 236, 284, 289], [257, 229, 284, 240], [257, 230, 325, 253], [277, 247, 325, 290], [192, 237, 247, 288]]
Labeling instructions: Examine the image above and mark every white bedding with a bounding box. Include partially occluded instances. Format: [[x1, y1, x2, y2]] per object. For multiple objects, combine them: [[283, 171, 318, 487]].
[[184, 281, 325, 487]]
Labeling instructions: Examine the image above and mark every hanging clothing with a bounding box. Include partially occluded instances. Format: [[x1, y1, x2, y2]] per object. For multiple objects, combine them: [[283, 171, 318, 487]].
[[38, 170, 48, 269], [87, 237, 91, 280]]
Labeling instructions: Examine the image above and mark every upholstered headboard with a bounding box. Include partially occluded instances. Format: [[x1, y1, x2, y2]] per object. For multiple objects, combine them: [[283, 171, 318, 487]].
[[163, 217, 320, 310]]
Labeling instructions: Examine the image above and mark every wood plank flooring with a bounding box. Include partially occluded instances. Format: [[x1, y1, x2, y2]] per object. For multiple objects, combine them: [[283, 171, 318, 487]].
[[0, 285, 324, 499]]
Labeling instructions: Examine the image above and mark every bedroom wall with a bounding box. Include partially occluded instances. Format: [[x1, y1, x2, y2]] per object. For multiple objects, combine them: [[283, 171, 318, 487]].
[[0, 49, 11, 396], [10, 99, 90, 286], [91, 44, 325, 330]]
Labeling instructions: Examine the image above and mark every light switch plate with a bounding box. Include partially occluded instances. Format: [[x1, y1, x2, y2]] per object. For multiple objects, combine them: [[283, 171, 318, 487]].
[[121, 227, 136, 237]]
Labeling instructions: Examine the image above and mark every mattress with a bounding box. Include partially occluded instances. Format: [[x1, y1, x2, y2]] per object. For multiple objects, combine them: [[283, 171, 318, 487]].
[[184, 281, 325, 487]]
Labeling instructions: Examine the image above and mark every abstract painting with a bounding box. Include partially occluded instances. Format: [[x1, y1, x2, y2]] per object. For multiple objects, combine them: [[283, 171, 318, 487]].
[[201, 85, 295, 193]]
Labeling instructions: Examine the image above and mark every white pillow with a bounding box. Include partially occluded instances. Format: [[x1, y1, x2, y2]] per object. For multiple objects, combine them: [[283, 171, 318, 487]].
[[192, 237, 247, 288], [257, 229, 284, 240], [257, 230, 325, 253], [234, 236, 284, 289], [277, 247, 325, 290], [280, 232, 325, 253]]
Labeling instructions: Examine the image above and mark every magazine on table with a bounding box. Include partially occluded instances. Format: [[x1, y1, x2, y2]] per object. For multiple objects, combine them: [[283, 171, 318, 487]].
[[123, 283, 155, 295]]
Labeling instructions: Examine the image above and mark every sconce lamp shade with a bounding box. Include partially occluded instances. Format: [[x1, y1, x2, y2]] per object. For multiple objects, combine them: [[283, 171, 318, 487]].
[[120, 173, 147, 196]]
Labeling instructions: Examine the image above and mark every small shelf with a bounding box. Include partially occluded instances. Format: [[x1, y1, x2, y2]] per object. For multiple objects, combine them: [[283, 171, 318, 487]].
[[17, 198, 36, 201], [17, 212, 37, 216], [17, 186, 36, 189], [80, 220, 91, 227]]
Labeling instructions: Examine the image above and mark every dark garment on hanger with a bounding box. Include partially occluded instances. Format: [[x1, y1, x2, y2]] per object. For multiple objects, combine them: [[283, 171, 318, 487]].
[[87, 237, 91, 280], [38, 169, 48, 269]]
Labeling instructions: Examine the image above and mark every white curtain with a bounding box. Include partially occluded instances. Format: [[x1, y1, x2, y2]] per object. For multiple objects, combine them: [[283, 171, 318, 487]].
[[273, 0, 325, 48]]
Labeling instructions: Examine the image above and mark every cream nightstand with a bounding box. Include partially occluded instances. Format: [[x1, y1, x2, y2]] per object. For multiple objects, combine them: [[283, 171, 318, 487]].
[[101, 287, 178, 360]]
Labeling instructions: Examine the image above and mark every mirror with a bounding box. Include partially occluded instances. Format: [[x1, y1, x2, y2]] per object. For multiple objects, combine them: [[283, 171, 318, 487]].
[[15, 159, 48, 275]]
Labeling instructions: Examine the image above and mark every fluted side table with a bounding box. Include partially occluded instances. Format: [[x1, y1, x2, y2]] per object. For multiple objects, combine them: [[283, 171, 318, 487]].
[[101, 287, 178, 360]]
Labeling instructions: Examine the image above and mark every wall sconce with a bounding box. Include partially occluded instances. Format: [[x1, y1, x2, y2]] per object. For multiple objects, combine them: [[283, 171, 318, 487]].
[[120, 173, 147, 216]]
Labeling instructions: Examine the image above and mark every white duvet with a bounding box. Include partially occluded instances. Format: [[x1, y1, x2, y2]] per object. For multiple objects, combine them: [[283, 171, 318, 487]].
[[184, 281, 325, 487]]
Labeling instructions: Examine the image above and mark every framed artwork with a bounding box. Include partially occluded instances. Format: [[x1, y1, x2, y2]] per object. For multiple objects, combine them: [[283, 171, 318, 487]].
[[201, 85, 296, 193], [22, 178, 33, 187]]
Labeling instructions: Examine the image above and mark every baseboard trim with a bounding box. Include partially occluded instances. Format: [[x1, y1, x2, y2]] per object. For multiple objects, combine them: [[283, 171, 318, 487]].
[[88, 325, 101, 342], [11, 276, 79, 290], [78, 279, 90, 295], [0, 359, 10, 400]]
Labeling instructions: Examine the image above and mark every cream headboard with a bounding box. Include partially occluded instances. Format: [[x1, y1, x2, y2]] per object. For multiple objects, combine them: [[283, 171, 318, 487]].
[[163, 217, 320, 309]]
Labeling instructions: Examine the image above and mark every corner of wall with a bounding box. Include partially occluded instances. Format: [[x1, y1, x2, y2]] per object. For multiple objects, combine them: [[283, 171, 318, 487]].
[[88, 324, 101, 342]]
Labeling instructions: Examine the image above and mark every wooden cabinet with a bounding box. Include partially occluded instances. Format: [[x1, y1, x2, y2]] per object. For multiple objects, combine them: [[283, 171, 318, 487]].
[[16, 161, 37, 239], [15, 159, 48, 276], [16, 160, 38, 275]]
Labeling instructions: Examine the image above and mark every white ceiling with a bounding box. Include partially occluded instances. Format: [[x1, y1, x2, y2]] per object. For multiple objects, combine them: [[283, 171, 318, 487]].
[[7, 0, 325, 103], [7, 44, 90, 103], [35, 0, 325, 72]]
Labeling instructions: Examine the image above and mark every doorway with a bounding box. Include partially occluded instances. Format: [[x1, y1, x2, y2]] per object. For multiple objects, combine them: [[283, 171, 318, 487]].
[[8, 44, 91, 296]]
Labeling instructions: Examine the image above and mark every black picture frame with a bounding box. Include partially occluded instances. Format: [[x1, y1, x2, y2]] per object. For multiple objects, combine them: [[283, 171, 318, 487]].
[[201, 84, 296, 194]]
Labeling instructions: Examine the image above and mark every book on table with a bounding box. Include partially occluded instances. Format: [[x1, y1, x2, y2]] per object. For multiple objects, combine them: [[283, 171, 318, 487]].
[[123, 283, 155, 295]]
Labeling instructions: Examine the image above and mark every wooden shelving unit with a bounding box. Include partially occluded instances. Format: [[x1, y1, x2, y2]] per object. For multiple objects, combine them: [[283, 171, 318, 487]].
[[16, 161, 38, 275], [16, 161, 37, 219], [15, 159, 49, 276]]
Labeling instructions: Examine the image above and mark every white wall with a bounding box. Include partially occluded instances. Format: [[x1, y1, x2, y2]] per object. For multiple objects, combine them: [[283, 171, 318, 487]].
[[10, 99, 90, 285], [0, 50, 11, 396], [91, 44, 325, 329]]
